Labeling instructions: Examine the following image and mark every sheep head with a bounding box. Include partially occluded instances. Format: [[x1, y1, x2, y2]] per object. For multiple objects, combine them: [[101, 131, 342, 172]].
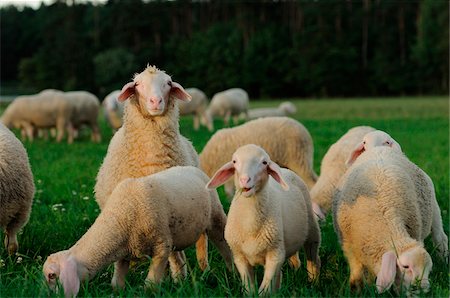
[[43, 250, 81, 298], [118, 65, 191, 117], [206, 144, 289, 197]]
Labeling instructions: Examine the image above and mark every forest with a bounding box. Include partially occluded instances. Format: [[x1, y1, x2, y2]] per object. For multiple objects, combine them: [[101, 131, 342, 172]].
[[1, 0, 448, 99]]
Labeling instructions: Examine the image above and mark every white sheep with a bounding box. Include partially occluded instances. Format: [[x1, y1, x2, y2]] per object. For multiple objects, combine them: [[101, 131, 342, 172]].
[[333, 146, 448, 294], [64, 91, 101, 143], [0, 123, 35, 255], [310, 126, 376, 218], [206, 88, 249, 127], [102, 90, 124, 132], [1, 89, 74, 143], [199, 116, 318, 198], [43, 166, 232, 297], [179, 88, 213, 131], [248, 101, 297, 120], [206, 144, 320, 294], [94, 65, 201, 280]]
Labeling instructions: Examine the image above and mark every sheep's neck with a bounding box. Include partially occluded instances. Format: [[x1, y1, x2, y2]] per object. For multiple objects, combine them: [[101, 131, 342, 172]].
[[69, 208, 130, 278], [233, 186, 273, 228]]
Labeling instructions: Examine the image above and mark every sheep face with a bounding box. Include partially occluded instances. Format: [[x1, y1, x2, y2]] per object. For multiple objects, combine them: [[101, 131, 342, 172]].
[[206, 144, 289, 197], [117, 65, 191, 116], [280, 102, 297, 115], [376, 247, 432, 294], [347, 130, 401, 166], [43, 251, 81, 297]]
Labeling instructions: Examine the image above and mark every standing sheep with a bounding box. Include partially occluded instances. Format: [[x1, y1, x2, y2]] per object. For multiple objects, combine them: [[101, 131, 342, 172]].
[[64, 91, 101, 143], [102, 90, 124, 132], [207, 144, 320, 294], [0, 123, 35, 255], [206, 88, 249, 127], [200, 117, 318, 197], [94, 65, 201, 279], [44, 166, 232, 297], [310, 126, 376, 218], [179, 88, 213, 131], [333, 147, 448, 293], [248, 101, 297, 120]]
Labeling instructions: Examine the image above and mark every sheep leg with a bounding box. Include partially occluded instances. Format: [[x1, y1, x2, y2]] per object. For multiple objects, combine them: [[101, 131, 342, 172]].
[[91, 123, 101, 143], [195, 233, 208, 271], [431, 199, 449, 261], [304, 226, 321, 281], [208, 207, 233, 270], [193, 115, 200, 131], [223, 111, 231, 126], [232, 115, 239, 125], [168, 251, 187, 282], [4, 208, 30, 255], [145, 246, 170, 286], [288, 252, 301, 270], [258, 249, 284, 294], [22, 123, 34, 142], [343, 242, 364, 291], [233, 254, 255, 294], [111, 259, 130, 290], [275, 269, 282, 291]]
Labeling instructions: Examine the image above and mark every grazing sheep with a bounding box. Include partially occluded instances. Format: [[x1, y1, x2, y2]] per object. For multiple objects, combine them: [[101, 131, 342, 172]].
[[207, 144, 320, 294], [0, 123, 35, 255], [333, 147, 448, 293], [200, 117, 318, 198], [64, 91, 101, 143], [310, 126, 376, 218], [206, 88, 249, 127], [248, 101, 297, 120], [102, 90, 124, 132], [44, 166, 232, 297], [1, 89, 74, 143], [94, 65, 200, 280], [179, 88, 213, 131]]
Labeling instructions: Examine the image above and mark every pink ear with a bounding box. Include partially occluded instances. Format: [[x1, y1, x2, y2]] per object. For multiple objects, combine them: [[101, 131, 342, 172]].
[[118, 82, 136, 102], [170, 81, 191, 102], [267, 162, 289, 191], [376, 251, 397, 293], [206, 162, 235, 189], [59, 256, 80, 298], [346, 142, 365, 167]]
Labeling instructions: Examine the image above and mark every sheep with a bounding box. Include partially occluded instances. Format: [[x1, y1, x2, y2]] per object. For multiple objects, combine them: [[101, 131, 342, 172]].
[[94, 65, 201, 281], [102, 90, 124, 132], [1, 89, 74, 143], [199, 116, 318, 198], [179, 88, 213, 131], [0, 123, 35, 255], [43, 166, 232, 297], [248, 101, 297, 120], [206, 144, 320, 294], [64, 91, 101, 142], [310, 126, 376, 218], [206, 88, 249, 127], [333, 146, 448, 294]]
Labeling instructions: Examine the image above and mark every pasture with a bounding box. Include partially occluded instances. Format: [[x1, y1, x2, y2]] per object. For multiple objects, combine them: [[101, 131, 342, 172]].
[[0, 96, 448, 297]]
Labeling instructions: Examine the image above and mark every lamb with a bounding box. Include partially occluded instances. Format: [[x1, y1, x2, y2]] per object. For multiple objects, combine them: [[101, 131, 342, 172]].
[[248, 101, 297, 120], [179, 88, 213, 131], [206, 144, 320, 294], [1, 89, 74, 143], [94, 65, 201, 280], [199, 117, 318, 198], [310, 126, 376, 218], [0, 123, 35, 255], [102, 90, 124, 132], [64, 91, 101, 142], [333, 146, 448, 294], [43, 166, 232, 298], [206, 88, 249, 127]]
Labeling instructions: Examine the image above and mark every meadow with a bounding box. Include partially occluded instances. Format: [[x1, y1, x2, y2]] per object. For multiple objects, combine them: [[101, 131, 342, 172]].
[[0, 96, 448, 297]]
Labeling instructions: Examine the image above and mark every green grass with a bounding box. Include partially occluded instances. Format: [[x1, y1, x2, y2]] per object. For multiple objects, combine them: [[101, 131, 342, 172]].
[[0, 96, 448, 297]]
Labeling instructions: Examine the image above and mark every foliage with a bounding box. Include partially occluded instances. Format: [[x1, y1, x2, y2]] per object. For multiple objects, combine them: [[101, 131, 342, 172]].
[[0, 96, 448, 297], [0, 1, 449, 98]]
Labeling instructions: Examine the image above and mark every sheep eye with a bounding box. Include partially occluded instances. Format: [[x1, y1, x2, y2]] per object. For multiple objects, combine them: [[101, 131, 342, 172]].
[[48, 273, 56, 280], [363, 141, 366, 144], [262, 161, 268, 165], [232, 160, 236, 164], [402, 265, 409, 269], [168, 81, 172, 87]]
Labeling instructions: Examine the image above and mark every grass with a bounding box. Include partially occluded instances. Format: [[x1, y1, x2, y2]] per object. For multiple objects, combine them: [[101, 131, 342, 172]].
[[0, 96, 448, 297]]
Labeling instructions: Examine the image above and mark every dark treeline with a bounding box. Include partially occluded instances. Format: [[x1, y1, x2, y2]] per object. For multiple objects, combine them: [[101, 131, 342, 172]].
[[1, 0, 448, 99]]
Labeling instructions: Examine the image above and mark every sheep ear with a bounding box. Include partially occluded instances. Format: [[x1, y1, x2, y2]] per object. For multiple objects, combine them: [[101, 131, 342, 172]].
[[376, 251, 397, 293], [170, 81, 191, 102], [59, 256, 80, 298], [118, 82, 136, 102], [390, 140, 402, 151], [312, 202, 325, 220], [346, 142, 365, 167], [267, 161, 289, 191], [206, 162, 235, 189]]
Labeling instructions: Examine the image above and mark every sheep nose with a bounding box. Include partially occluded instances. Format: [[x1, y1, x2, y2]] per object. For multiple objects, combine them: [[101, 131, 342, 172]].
[[239, 176, 251, 186], [149, 96, 163, 105]]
